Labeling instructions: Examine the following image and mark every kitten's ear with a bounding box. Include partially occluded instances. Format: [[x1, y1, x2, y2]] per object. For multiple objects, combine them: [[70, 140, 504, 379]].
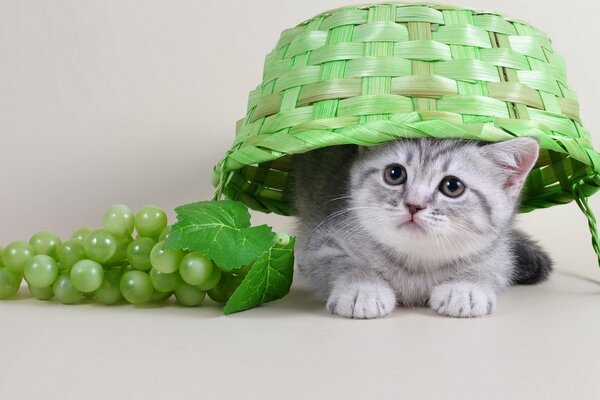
[[481, 137, 540, 196]]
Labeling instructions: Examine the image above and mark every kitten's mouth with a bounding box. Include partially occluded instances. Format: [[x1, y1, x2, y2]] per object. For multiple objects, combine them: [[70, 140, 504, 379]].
[[398, 219, 426, 233]]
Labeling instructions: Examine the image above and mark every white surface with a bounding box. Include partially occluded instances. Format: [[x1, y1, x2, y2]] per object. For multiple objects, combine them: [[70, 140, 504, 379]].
[[1, 0, 600, 399], [1, 272, 600, 400]]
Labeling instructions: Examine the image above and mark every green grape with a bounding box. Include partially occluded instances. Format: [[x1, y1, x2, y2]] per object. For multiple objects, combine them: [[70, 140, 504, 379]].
[[103, 204, 135, 236], [0, 246, 4, 268], [2, 241, 35, 273], [0, 268, 21, 299], [84, 229, 117, 263], [149, 241, 185, 274], [53, 273, 83, 304], [174, 282, 206, 307], [110, 234, 132, 263], [235, 263, 254, 276], [29, 285, 54, 300], [29, 231, 62, 258], [120, 270, 153, 304], [274, 232, 290, 246], [158, 226, 171, 242], [94, 268, 124, 305], [207, 273, 243, 303], [56, 239, 86, 269], [149, 268, 180, 292], [126, 237, 156, 271], [179, 252, 213, 286], [71, 228, 93, 242], [70, 260, 104, 293], [151, 290, 173, 302], [196, 266, 222, 291], [207, 284, 231, 303], [24, 255, 59, 288], [134, 205, 168, 239]]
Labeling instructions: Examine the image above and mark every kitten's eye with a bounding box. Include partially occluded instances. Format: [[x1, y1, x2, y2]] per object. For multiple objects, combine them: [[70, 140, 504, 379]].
[[383, 164, 407, 186], [439, 176, 465, 197]]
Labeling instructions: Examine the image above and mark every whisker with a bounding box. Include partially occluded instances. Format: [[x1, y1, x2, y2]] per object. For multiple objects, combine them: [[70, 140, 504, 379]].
[[308, 206, 381, 237], [322, 194, 353, 205]]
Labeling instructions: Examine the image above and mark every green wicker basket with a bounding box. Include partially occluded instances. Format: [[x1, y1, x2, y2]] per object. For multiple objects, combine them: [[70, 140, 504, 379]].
[[213, 2, 600, 263]]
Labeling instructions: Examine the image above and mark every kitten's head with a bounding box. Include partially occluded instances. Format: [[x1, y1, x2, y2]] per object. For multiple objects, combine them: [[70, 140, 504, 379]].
[[349, 137, 539, 263]]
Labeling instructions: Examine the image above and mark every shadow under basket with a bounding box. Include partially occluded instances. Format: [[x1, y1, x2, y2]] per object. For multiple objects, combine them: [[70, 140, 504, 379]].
[[211, 3, 600, 266]]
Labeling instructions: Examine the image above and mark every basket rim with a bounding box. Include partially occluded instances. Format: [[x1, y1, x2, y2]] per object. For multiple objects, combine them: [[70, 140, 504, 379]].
[[214, 111, 600, 212]]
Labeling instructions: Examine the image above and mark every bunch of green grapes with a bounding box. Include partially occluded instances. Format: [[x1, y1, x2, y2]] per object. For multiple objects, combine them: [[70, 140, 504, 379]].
[[0, 205, 237, 307]]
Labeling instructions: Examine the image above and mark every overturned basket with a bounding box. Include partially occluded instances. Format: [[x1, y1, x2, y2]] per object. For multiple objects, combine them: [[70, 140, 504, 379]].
[[213, 2, 600, 263]]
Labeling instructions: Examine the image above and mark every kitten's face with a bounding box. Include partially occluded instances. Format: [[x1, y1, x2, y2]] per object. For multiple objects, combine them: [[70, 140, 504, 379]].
[[349, 138, 538, 263]]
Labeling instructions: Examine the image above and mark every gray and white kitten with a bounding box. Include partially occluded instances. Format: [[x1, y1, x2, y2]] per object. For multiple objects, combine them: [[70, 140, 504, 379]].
[[291, 138, 552, 319]]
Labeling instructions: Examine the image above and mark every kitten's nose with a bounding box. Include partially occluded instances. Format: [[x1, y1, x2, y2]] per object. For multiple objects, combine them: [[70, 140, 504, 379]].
[[406, 203, 425, 215]]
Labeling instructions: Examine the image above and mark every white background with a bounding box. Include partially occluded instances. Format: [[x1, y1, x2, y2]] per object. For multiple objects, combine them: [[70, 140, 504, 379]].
[[1, 1, 600, 399]]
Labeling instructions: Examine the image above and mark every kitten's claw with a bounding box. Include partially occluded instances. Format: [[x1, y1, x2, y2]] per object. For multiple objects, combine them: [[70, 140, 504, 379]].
[[430, 282, 496, 318], [326, 279, 396, 319]]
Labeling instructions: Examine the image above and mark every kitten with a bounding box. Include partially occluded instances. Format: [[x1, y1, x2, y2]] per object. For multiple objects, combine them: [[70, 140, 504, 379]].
[[291, 137, 552, 319]]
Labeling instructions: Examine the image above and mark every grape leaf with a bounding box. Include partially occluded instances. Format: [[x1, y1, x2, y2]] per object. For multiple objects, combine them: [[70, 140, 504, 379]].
[[223, 238, 295, 315], [163, 200, 275, 270]]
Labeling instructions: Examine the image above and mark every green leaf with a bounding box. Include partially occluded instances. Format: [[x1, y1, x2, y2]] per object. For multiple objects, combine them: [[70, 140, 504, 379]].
[[223, 238, 295, 315], [164, 200, 275, 270]]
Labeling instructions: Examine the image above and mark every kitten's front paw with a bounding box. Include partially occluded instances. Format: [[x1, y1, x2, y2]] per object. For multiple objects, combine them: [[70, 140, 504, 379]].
[[430, 282, 496, 318], [326, 279, 396, 319]]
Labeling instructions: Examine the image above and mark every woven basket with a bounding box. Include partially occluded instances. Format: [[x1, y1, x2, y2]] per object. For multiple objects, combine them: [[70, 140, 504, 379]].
[[213, 2, 600, 263]]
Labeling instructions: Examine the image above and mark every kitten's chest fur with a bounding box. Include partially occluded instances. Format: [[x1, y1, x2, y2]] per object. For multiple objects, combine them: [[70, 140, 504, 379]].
[[369, 244, 446, 305], [323, 226, 505, 306], [352, 239, 440, 306]]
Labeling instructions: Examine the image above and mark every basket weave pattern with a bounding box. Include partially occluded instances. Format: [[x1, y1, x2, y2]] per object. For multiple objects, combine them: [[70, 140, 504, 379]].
[[213, 3, 600, 218]]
